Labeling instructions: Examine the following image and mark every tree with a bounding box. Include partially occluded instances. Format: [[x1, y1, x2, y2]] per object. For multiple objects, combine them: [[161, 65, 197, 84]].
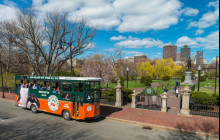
[[81, 54, 116, 84], [0, 9, 95, 76], [137, 61, 155, 78], [154, 58, 182, 79]]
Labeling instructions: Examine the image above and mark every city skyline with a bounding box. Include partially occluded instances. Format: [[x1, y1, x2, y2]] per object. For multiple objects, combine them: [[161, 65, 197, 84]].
[[0, 0, 219, 63]]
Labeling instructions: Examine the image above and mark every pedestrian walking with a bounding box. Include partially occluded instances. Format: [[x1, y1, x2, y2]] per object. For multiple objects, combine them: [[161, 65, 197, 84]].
[[176, 88, 179, 98], [175, 80, 178, 87], [171, 86, 174, 95], [164, 87, 168, 93], [174, 86, 177, 94], [177, 81, 180, 88]]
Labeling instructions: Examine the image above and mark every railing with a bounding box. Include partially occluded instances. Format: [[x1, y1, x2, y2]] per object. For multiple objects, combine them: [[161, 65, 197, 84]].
[[0, 87, 15, 93], [136, 95, 162, 111], [100, 89, 116, 105], [189, 100, 219, 118]]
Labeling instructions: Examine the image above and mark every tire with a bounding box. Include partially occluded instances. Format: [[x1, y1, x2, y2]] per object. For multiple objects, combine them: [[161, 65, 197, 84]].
[[31, 104, 37, 113], [63, 110, 71, 121]]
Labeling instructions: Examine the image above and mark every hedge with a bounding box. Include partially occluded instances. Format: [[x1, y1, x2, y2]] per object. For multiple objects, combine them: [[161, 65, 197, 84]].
[[190, 91, 218, 105], [162, 76, 170, 81], [181, 76, 185, 82], [101, 87, 133, 102]]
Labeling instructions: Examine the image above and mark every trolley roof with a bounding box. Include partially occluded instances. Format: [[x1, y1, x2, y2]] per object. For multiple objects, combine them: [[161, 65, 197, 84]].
[[15, 75, 102, 81]]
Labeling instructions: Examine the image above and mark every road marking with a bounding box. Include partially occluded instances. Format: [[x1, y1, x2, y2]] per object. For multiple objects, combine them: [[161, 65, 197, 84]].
[[0, 119, 5, 121]]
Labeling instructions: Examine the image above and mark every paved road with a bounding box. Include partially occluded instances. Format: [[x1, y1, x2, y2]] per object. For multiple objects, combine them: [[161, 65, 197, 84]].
[[0, 99, 217, 140]]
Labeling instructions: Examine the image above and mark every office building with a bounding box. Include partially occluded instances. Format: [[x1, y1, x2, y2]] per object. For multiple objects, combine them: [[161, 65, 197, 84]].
[[134, 54, 148, 63], [180, 45, 191, 62], [176, 52, 180, 62], [125, 57, 134, 63], [163, 45, 177, 61], [196, 51, 203, 65]]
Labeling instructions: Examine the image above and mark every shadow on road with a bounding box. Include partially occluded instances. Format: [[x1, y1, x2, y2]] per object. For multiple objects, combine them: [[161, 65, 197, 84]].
[[100, 105, 123, 117]]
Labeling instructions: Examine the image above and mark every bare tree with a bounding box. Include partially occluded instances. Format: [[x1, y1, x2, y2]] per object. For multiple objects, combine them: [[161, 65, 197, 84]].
[[0, 9, 95, 76], [107, 47, 124, 77], [81, 54, 116, 84]]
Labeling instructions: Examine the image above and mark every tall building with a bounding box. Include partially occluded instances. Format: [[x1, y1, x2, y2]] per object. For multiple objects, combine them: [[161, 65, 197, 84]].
[[203, 58, 207, 64], [125, 57, 134, 63], [192, 54, 197, 64], [134, 54, 148, 63], [163, 45, 177, 61], [180, 45, 191, 62], [196, 51, 203, 65], [176, 52, 180, 62]]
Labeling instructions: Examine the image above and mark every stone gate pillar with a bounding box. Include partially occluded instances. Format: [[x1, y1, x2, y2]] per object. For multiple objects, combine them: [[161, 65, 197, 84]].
[[131, 90, 137, 108], [180, 84, 191, 116], [115, 79, 123, 107], [161, 93, 168, 112]]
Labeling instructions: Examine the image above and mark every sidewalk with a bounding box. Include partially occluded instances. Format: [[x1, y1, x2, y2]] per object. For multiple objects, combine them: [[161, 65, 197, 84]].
[[1, 92, 219, 136]]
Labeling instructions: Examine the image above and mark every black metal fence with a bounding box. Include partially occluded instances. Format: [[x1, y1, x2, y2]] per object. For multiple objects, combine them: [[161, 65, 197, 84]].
[[100, 89, 116, 105], [189, 99, 219, 118], [136, 95, 162, 111]]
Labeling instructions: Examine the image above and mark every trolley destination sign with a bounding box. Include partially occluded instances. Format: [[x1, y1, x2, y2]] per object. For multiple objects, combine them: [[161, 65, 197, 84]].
[[14, 75, 102, 81]]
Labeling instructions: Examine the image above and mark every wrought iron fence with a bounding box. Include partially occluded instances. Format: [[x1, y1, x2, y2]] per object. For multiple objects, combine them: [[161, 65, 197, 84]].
[[189, 99, 219, 118], [100, 89, 116, 105], [136, 95, 161, 111], [136, 86, 162, 111], [191, 84, 196, 91]]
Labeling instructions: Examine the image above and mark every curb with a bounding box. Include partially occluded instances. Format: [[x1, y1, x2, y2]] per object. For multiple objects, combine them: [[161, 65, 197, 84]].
[[101, 116, 219, 139]]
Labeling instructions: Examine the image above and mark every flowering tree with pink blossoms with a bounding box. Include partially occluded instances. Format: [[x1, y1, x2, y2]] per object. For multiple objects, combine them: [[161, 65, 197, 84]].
[[81, 54, 116, 84]]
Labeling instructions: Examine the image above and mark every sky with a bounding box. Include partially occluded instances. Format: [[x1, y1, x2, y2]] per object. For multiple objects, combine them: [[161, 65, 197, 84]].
[[0, 0, 219, 63]]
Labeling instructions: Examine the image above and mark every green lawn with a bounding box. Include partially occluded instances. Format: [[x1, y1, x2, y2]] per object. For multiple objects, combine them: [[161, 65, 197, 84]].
[[101, 80, 146, 89]]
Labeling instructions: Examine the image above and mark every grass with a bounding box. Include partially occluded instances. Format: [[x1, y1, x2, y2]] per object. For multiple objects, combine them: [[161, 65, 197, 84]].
[[101, 80, 145, 89], [195, 87, 219, 97], [0, 73, 16, 90]]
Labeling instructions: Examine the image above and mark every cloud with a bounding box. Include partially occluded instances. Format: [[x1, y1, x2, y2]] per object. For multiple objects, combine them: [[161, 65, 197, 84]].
[[195, 29, 204, 35], [30, 0, 183, 32], [188, 0, 219, 29], [0, 4, 17, 22], [116, 37, 164, 48], [177, 36, 199, 47], [110, 35, 126, 41], [176, 30, 219, 49], [114, 0, 182, 32], [182, 7, 199, 16], [122, 51, 141, 55]]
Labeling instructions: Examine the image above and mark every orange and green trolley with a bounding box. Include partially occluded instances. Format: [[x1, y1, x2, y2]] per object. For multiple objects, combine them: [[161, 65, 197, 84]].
[[14, 75, 102, 120]]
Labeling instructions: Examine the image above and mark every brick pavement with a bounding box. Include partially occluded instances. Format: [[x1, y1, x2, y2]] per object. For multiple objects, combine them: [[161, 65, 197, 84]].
[[1, 92, 219, 136]]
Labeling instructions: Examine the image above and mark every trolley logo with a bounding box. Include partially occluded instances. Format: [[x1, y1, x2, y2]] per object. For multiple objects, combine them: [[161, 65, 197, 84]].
[[87, 106, 92, 112], [48, 95, 59, 112], [63, 104, 70, 108]]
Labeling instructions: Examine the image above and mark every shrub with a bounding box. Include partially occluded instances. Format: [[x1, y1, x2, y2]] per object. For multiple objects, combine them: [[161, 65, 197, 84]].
[[199, 75, 206, 82], [122, 87, 133, 102], [140, 76, 146, 83], [131, 76, 135, 81], [119, 77, 124, 86], [191, 92, 218, 105], [162, 76, 170, 81], [144, 76, 152, 86], [181, 76, 185, 82]]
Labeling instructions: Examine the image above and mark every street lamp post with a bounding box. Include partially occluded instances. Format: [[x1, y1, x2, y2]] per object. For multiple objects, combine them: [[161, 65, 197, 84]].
[[59, 41, 73, 77], [197, 65, 202, 92], [126, 67, 129, 88], [135, 70, 137, 82], [0, 51, 5, 98], [214, 56, 218, 96]]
